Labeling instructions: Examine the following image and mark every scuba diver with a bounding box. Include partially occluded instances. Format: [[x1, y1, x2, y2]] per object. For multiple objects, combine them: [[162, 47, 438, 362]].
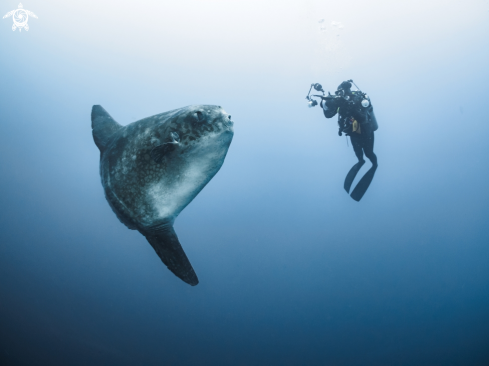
[[306, 80, 378, 201]]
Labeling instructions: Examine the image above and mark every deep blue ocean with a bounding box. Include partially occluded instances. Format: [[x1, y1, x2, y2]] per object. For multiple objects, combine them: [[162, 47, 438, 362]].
[[1, 1, 488, 365]]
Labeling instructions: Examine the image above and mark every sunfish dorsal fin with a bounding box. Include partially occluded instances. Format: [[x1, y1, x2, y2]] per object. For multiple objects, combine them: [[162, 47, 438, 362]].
[[91, 105, 122, 153]]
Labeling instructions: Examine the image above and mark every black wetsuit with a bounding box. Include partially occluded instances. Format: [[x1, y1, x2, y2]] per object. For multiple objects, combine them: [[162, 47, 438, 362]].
[[350, 126, 377, 166]]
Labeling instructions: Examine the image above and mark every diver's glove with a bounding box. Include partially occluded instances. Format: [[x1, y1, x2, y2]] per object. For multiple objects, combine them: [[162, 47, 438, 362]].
[[338, 130, 343, 137]]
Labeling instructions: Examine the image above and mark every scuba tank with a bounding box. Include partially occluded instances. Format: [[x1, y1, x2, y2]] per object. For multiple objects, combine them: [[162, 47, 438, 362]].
[[361, 94, 378, 132], [367, 107, 378, 132]]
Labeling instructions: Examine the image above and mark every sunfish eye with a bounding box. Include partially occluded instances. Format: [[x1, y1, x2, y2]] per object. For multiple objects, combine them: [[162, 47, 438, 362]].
[[195, 111, 204, 122]]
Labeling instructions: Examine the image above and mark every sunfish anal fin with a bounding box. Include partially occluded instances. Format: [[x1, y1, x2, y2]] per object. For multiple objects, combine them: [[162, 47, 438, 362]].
[[142, 224, 199, 286]]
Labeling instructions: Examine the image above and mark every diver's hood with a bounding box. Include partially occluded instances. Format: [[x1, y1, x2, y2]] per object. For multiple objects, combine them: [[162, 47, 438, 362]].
[[337, 81, 352, 92]]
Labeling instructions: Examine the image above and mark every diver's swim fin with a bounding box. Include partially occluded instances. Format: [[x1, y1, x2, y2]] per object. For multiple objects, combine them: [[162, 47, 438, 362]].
[[350, 165, 378, 202], [344, 161, 365, 193]]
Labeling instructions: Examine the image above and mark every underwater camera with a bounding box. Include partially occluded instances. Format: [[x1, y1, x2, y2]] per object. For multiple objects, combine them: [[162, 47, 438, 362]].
[[306, 79, 369, 108]]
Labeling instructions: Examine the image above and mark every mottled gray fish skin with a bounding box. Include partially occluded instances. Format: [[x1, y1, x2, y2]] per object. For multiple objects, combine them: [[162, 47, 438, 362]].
[[92, 104, 234, 285]]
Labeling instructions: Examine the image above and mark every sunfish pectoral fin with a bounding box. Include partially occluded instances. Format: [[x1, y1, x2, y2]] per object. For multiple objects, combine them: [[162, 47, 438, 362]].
[[142, 225, 199, 286], [150, 143, 176, 163]]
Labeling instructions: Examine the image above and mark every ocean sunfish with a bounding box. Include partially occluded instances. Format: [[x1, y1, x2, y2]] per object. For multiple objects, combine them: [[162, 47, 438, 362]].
[[91, 105, 234, 285]]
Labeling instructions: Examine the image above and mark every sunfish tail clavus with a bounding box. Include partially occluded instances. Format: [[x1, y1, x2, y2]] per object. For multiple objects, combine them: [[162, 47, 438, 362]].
[[91, 104, 234, 285]]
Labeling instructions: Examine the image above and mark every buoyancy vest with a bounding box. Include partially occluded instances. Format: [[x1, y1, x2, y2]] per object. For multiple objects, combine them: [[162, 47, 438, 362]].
[[322, 91, 378, 134]]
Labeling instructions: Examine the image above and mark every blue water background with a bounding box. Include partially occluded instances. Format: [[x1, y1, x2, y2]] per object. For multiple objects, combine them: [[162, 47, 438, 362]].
[[1, 1, 488, 364]]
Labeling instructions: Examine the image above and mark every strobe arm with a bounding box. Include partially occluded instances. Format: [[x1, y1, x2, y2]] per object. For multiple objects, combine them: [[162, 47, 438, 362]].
[[306, 83, 326, 107]]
